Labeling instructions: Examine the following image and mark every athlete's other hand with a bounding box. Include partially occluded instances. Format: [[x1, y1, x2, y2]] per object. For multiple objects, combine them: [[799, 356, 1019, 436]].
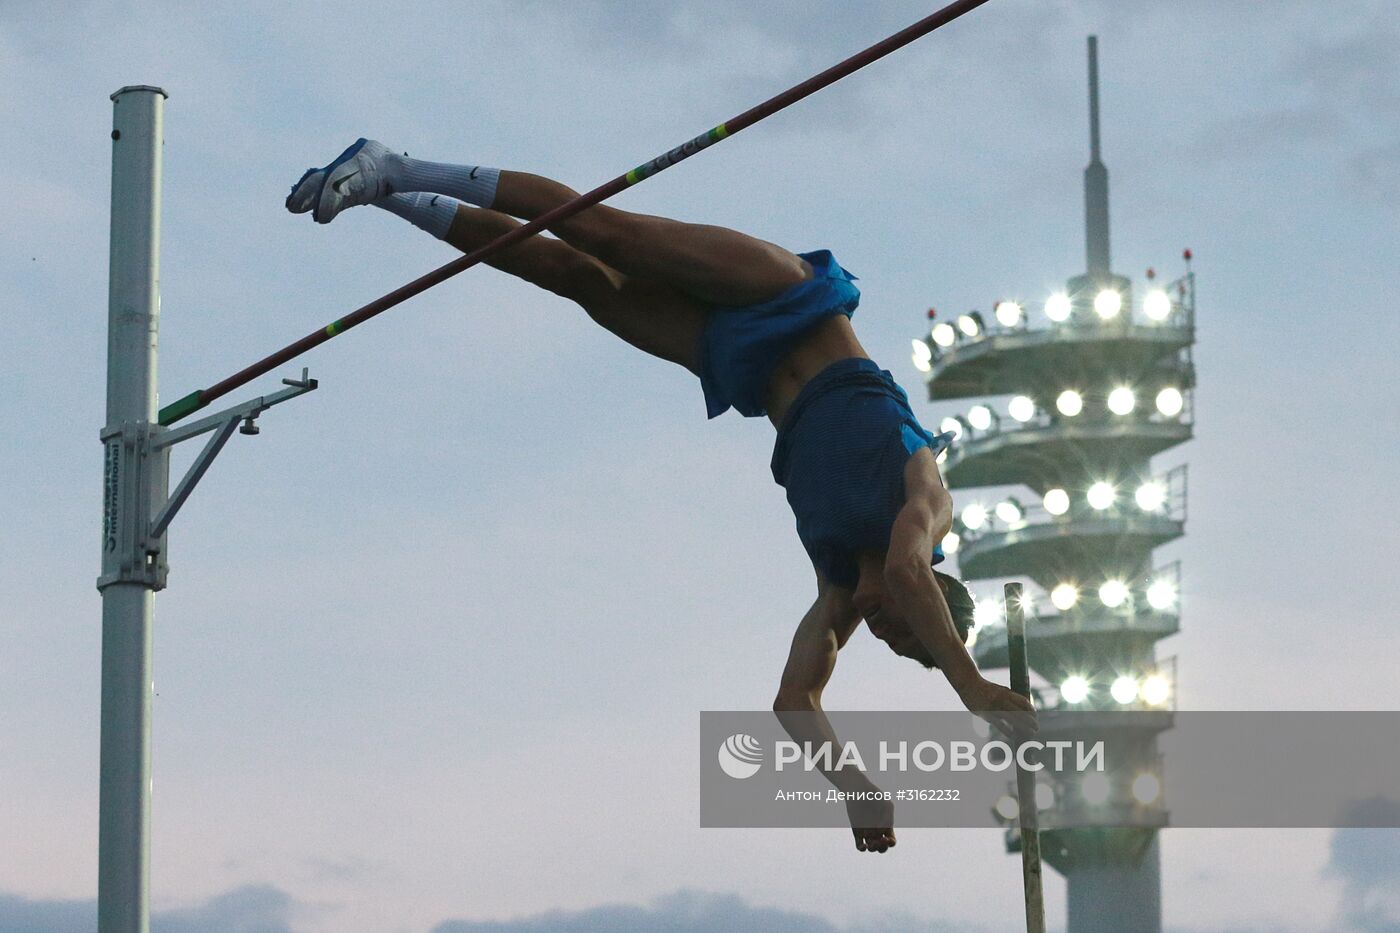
[[957, 676, 1038, 740], [846, 796, 896, 853]]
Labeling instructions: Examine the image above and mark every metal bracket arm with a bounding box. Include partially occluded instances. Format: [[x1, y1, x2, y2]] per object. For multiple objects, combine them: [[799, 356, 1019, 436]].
[[148, 416, 239, 540], [97, 370, 318, 592], [148, 368, 319, 538], [152, 368, 318, 451]]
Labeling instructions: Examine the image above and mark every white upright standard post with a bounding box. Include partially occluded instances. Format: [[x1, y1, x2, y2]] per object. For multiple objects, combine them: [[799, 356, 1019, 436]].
[[99, 85, 167, 933]]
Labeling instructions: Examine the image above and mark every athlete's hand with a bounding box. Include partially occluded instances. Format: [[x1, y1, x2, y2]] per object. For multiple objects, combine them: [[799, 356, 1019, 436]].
[[846, 794, 896, 853], [957, 676, 1038, 741]]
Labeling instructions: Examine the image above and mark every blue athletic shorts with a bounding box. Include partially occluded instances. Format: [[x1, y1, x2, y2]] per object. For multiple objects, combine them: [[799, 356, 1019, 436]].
[[698, 249, 860, 419], [770, 358, 955, 589]]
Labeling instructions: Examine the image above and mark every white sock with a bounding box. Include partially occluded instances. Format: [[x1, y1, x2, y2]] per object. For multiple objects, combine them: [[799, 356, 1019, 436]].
[[373, 192, 460, 240], [385, 155, 501, 209]]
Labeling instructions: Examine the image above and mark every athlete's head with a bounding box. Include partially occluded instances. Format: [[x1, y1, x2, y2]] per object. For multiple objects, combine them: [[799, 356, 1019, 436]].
[[856, 568, 974, 670]]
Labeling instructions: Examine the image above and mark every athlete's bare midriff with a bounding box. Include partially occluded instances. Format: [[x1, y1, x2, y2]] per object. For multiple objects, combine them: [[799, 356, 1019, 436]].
[[764, 315, 873, 428]]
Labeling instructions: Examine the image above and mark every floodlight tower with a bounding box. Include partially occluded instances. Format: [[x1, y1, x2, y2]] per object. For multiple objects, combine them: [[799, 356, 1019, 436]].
[[911, 38, 1195, 933]]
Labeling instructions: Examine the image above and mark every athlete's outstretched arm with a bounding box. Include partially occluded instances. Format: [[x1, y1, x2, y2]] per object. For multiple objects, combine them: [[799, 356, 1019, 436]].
[[884, 451, 1037, 738], [773, 580, 897, 853]]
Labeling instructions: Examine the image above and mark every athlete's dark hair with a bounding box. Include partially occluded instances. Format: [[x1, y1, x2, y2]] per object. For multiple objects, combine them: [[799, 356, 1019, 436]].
[[906, 570, 975, 671]]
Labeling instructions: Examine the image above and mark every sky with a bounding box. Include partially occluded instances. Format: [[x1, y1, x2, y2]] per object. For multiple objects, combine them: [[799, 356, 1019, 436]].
[[2, 0, 1398, 931]]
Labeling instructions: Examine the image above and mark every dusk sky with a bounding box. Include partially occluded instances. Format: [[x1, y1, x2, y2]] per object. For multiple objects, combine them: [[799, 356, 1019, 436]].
[[3, 1, 1398, 931]]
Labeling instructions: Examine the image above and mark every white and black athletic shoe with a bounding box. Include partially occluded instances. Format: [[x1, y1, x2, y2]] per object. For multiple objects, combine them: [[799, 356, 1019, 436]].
[[309, 137, 396, 224], [285, 166, 324, 214]]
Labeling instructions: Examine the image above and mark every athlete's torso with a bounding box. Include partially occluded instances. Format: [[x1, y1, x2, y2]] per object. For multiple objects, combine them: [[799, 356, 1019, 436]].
[[764, 315, 873, 428]]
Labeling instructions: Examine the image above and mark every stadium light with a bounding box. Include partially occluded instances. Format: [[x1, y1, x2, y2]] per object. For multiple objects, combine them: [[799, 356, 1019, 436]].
[[1146, 578, 1177, 610], [1107, 386, 1136, 415], [995, 498, 1025, 525], [1083, 773, 1111, 805], [1043, 488, 1071, 516], [1035, 783, 1056, 811], [995, 300, 1024, 328], [941, 531, 961, 556], [1110, 675, 1140, 704], [939, 416, 964, 440], [961, 503, 988, 531], [1144, 288, 1172, 321], [957, 313, 983, 338], [1099, 579, 1130, 608], [1156, 387, 1185, 417], [1087, 481, 1117, 511], [1135, 481, 1167, 512], [1132, 773, 1162, 805], [1141, 674, 1171, 707], [995, 794, 1020, 821], [1060, 675, 1090, 704], [1045, 292, 1072, 322], [1051, 582, 1079, 611], [931, 321, 957, 347], [1094, 289, 1122, 319], [968, 404, 995, 432], [1008, 395, 1036, 423], [1057, 390, 1084, 417], [911, 339, 932, 372], [974, 598, 1004, 629]]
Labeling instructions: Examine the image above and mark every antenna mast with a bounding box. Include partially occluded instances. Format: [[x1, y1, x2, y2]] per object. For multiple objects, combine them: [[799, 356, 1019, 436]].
[[1084, 35, 1112, 279]]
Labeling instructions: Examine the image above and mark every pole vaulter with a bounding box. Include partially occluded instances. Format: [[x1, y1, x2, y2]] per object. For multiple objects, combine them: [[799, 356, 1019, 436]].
[[103, 2, 1047, 930], [158, 0, 993, 426]]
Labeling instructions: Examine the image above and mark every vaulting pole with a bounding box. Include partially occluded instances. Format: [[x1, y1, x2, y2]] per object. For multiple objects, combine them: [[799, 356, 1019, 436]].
[[159, 0, 995, 425], [1005, 582, 1046, 933]]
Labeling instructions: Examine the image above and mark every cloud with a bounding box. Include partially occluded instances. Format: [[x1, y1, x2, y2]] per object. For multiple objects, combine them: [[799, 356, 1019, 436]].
[[1188, 105, 1345, 162], [1286, 19, 1400, 119], [1349, 141, 1400, 203], [1166, 927, 1277, 933], [431, 889, 974, 933], [1326, 800, 1400, 933], [153, 884, 299, 933], [1165, 927, 1280, 933], [295, 854, 392, 886], [0, 893, 93, 933], [1186, 2, 1399, 202], [0, 884, 299, 933], [521, 0, 930, 56]]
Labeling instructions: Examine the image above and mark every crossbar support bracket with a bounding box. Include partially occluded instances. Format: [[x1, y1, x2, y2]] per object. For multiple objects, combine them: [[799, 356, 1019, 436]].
[[97, 369, 318, 592]]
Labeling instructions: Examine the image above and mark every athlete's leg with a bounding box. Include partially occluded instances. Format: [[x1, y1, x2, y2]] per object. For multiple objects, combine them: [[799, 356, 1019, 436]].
[[293, 141, 808, 305], [389, 196, 706, 373], [488, 170, 810, 308]]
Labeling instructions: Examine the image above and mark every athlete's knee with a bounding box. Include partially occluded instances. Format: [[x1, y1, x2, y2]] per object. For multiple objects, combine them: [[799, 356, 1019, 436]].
[[519, 246, 572, 291], [567, 207, 644, 268], [551, 253, 624, 310]]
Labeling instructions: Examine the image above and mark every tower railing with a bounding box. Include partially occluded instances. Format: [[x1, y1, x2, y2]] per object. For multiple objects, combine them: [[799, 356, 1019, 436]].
[[1029, 656, 1180, 714], [951, 464, 1188, 545], [937, 394, 1195, 463], [918, 271, 1196, 367], [968, 561, 1184, 650]]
